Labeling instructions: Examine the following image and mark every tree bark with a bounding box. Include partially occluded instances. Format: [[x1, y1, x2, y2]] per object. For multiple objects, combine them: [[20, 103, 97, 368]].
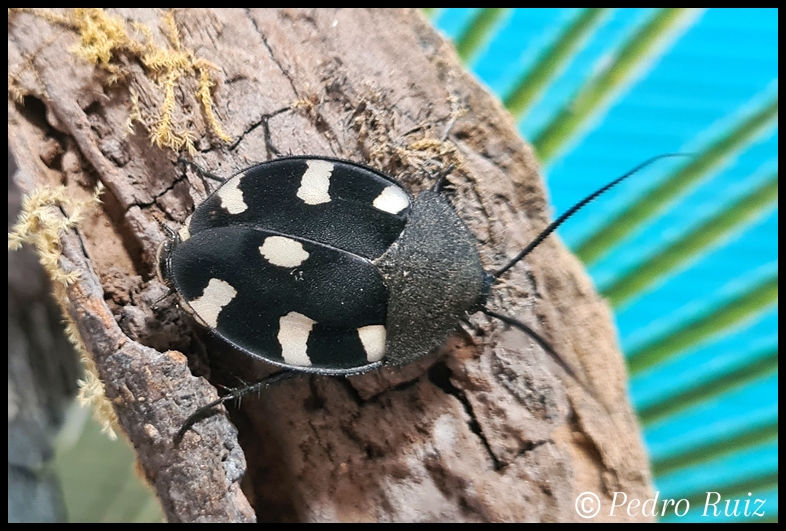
[[8, 148, 80, 522], [8, 8, 654, 522]]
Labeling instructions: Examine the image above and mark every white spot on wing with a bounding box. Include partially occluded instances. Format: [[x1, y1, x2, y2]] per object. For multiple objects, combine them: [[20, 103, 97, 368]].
[[188, 278, 237, 328], [358, 325, 386, 362], [259, 236, 310, 268], [217, 175, 248, 214], [278, 312, 315, 366], [373, 186, 409, 214], [296, 160, 333, 205]]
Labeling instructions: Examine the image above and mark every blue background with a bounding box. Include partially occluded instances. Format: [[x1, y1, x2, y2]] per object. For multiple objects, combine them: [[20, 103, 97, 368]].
[[431, 8, 777, 522]]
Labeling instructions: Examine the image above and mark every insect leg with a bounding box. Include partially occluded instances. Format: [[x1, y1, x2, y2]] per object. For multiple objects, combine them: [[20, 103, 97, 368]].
[[174, 370, 298, 445]]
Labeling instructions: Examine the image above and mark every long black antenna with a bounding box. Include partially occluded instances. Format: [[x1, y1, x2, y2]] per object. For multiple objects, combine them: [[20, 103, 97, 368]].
[[480, 306, 581, 381], [493, 153, 690, 279]]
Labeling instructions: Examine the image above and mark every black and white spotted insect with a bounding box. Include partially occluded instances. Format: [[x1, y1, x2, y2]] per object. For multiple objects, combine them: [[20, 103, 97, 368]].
[[161, 154, 681, 442]]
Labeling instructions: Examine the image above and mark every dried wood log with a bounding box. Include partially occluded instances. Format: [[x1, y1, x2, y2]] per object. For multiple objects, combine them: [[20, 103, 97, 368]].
[[8, 8, 653, 522]]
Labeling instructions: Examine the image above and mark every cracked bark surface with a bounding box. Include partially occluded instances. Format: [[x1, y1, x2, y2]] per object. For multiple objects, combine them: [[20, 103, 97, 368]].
[[8, 9, 653, 522]]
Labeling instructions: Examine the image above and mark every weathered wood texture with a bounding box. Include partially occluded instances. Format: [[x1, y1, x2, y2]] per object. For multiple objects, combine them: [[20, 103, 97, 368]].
[[8, 8, 653, 522], [8, 152, 79, 522]]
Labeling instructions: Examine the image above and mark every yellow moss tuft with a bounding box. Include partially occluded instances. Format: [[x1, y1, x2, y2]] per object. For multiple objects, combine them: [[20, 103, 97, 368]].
[[8, 74, 26, 104], [340, 84, 466, 182], [69, 8, 145, 73], [12, 8, 231, 153], [8, 183, 119, 439]]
